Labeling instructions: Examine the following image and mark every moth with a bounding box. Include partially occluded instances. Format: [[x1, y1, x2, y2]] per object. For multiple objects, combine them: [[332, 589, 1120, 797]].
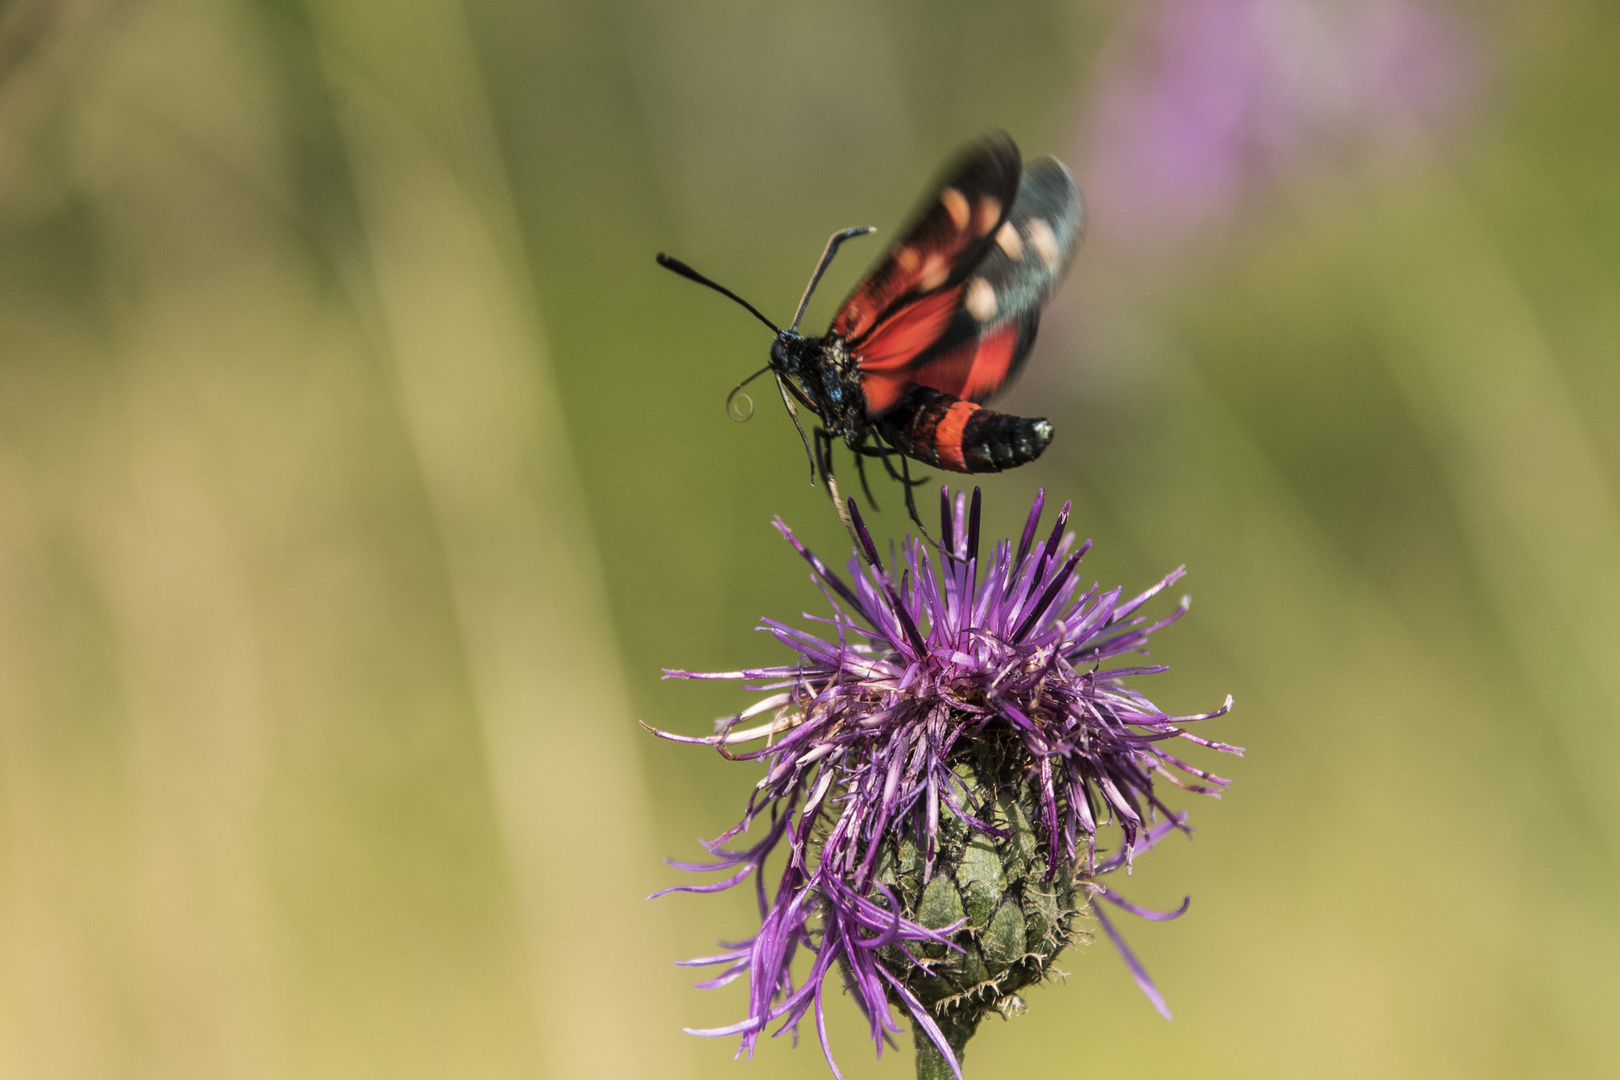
[[658, 131, 1083, 528]]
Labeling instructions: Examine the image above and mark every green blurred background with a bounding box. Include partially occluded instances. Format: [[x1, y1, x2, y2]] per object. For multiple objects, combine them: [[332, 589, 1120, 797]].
[[1, 0, 1617, 1076]]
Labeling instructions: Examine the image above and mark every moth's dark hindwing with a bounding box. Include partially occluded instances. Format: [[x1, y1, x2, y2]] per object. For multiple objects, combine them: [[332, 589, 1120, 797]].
[[877, 385, 1053, 474], [880, 158, 1084, 405], [976, 160, 1084, 329], [946, 158, 1083, 396]]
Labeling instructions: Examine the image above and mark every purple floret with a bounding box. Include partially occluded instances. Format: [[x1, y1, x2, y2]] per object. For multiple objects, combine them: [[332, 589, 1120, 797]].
[[651, 488, 1239, 1078]]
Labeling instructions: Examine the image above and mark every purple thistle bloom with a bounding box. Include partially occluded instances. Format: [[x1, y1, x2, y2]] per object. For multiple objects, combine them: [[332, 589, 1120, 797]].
[[651, 488, 1239, 1078], [1082, 0, 1479, 250]]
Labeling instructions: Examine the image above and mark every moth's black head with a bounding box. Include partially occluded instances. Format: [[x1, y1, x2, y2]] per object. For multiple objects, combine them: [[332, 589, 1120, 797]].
[[769, 330, 811, 376]]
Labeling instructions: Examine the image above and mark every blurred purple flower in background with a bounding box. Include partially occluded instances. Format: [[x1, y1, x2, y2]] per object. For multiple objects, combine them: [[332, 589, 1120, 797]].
[[1082, 0, 1478, 250], [652, 490, 1237, 1079]]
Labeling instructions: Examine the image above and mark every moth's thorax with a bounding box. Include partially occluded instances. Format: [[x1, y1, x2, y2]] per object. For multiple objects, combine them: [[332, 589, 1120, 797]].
[[770, 332, 868, 446]]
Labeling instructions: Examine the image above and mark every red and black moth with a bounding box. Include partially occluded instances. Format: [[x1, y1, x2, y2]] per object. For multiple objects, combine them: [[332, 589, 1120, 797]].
[[657, 131, 1083, 526]]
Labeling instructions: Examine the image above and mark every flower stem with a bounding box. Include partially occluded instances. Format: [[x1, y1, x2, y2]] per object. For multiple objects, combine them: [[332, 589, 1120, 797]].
[[913, 1015, 977, 1080]]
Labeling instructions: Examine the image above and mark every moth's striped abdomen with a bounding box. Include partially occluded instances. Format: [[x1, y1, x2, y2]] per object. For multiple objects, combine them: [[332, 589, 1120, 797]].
[[877, 385, 1052, 474]]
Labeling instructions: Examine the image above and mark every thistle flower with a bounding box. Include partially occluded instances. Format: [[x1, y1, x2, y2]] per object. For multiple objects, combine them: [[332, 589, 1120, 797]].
[[652, 488, 1239, 1079], [1084, 0, 1477, 249]]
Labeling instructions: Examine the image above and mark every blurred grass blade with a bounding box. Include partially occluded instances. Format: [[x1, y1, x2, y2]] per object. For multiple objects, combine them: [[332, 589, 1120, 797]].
[[1365, 166, 1620, 837], [309, 2, 689, 1075]]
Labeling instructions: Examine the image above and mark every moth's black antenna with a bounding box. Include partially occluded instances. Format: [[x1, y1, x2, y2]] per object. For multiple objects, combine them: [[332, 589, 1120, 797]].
[[656, 253, 779, 334], [726, 364, 772, 422], [789, 226, 876, 334]]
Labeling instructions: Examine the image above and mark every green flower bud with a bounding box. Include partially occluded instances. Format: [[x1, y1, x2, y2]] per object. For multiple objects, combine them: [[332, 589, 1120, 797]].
[[865, 735, 1085, 1078]]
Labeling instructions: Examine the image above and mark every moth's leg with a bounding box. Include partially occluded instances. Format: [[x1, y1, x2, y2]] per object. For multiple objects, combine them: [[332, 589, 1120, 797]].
[[852, 435, 882, 512], [873, 443, 910, 485], [776, 376, 816, 483], [815, 428, 864, 555], [898, 453, 930, 534], [862, 429, 931, 535]]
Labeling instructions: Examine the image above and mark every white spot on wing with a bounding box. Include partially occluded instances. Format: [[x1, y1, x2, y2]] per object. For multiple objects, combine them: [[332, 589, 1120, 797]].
[[940, 188, 970, 232], [919, 253, 948, 292], [965, 277, 997, 321], [1026, 218, 1062, 273], [996, 221, 1023, 260], [974, 196, 1002, 236]]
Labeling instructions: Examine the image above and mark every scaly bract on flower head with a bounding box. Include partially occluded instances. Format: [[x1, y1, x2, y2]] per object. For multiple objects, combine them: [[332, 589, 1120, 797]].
[[651, 488, 1239, 1079]]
